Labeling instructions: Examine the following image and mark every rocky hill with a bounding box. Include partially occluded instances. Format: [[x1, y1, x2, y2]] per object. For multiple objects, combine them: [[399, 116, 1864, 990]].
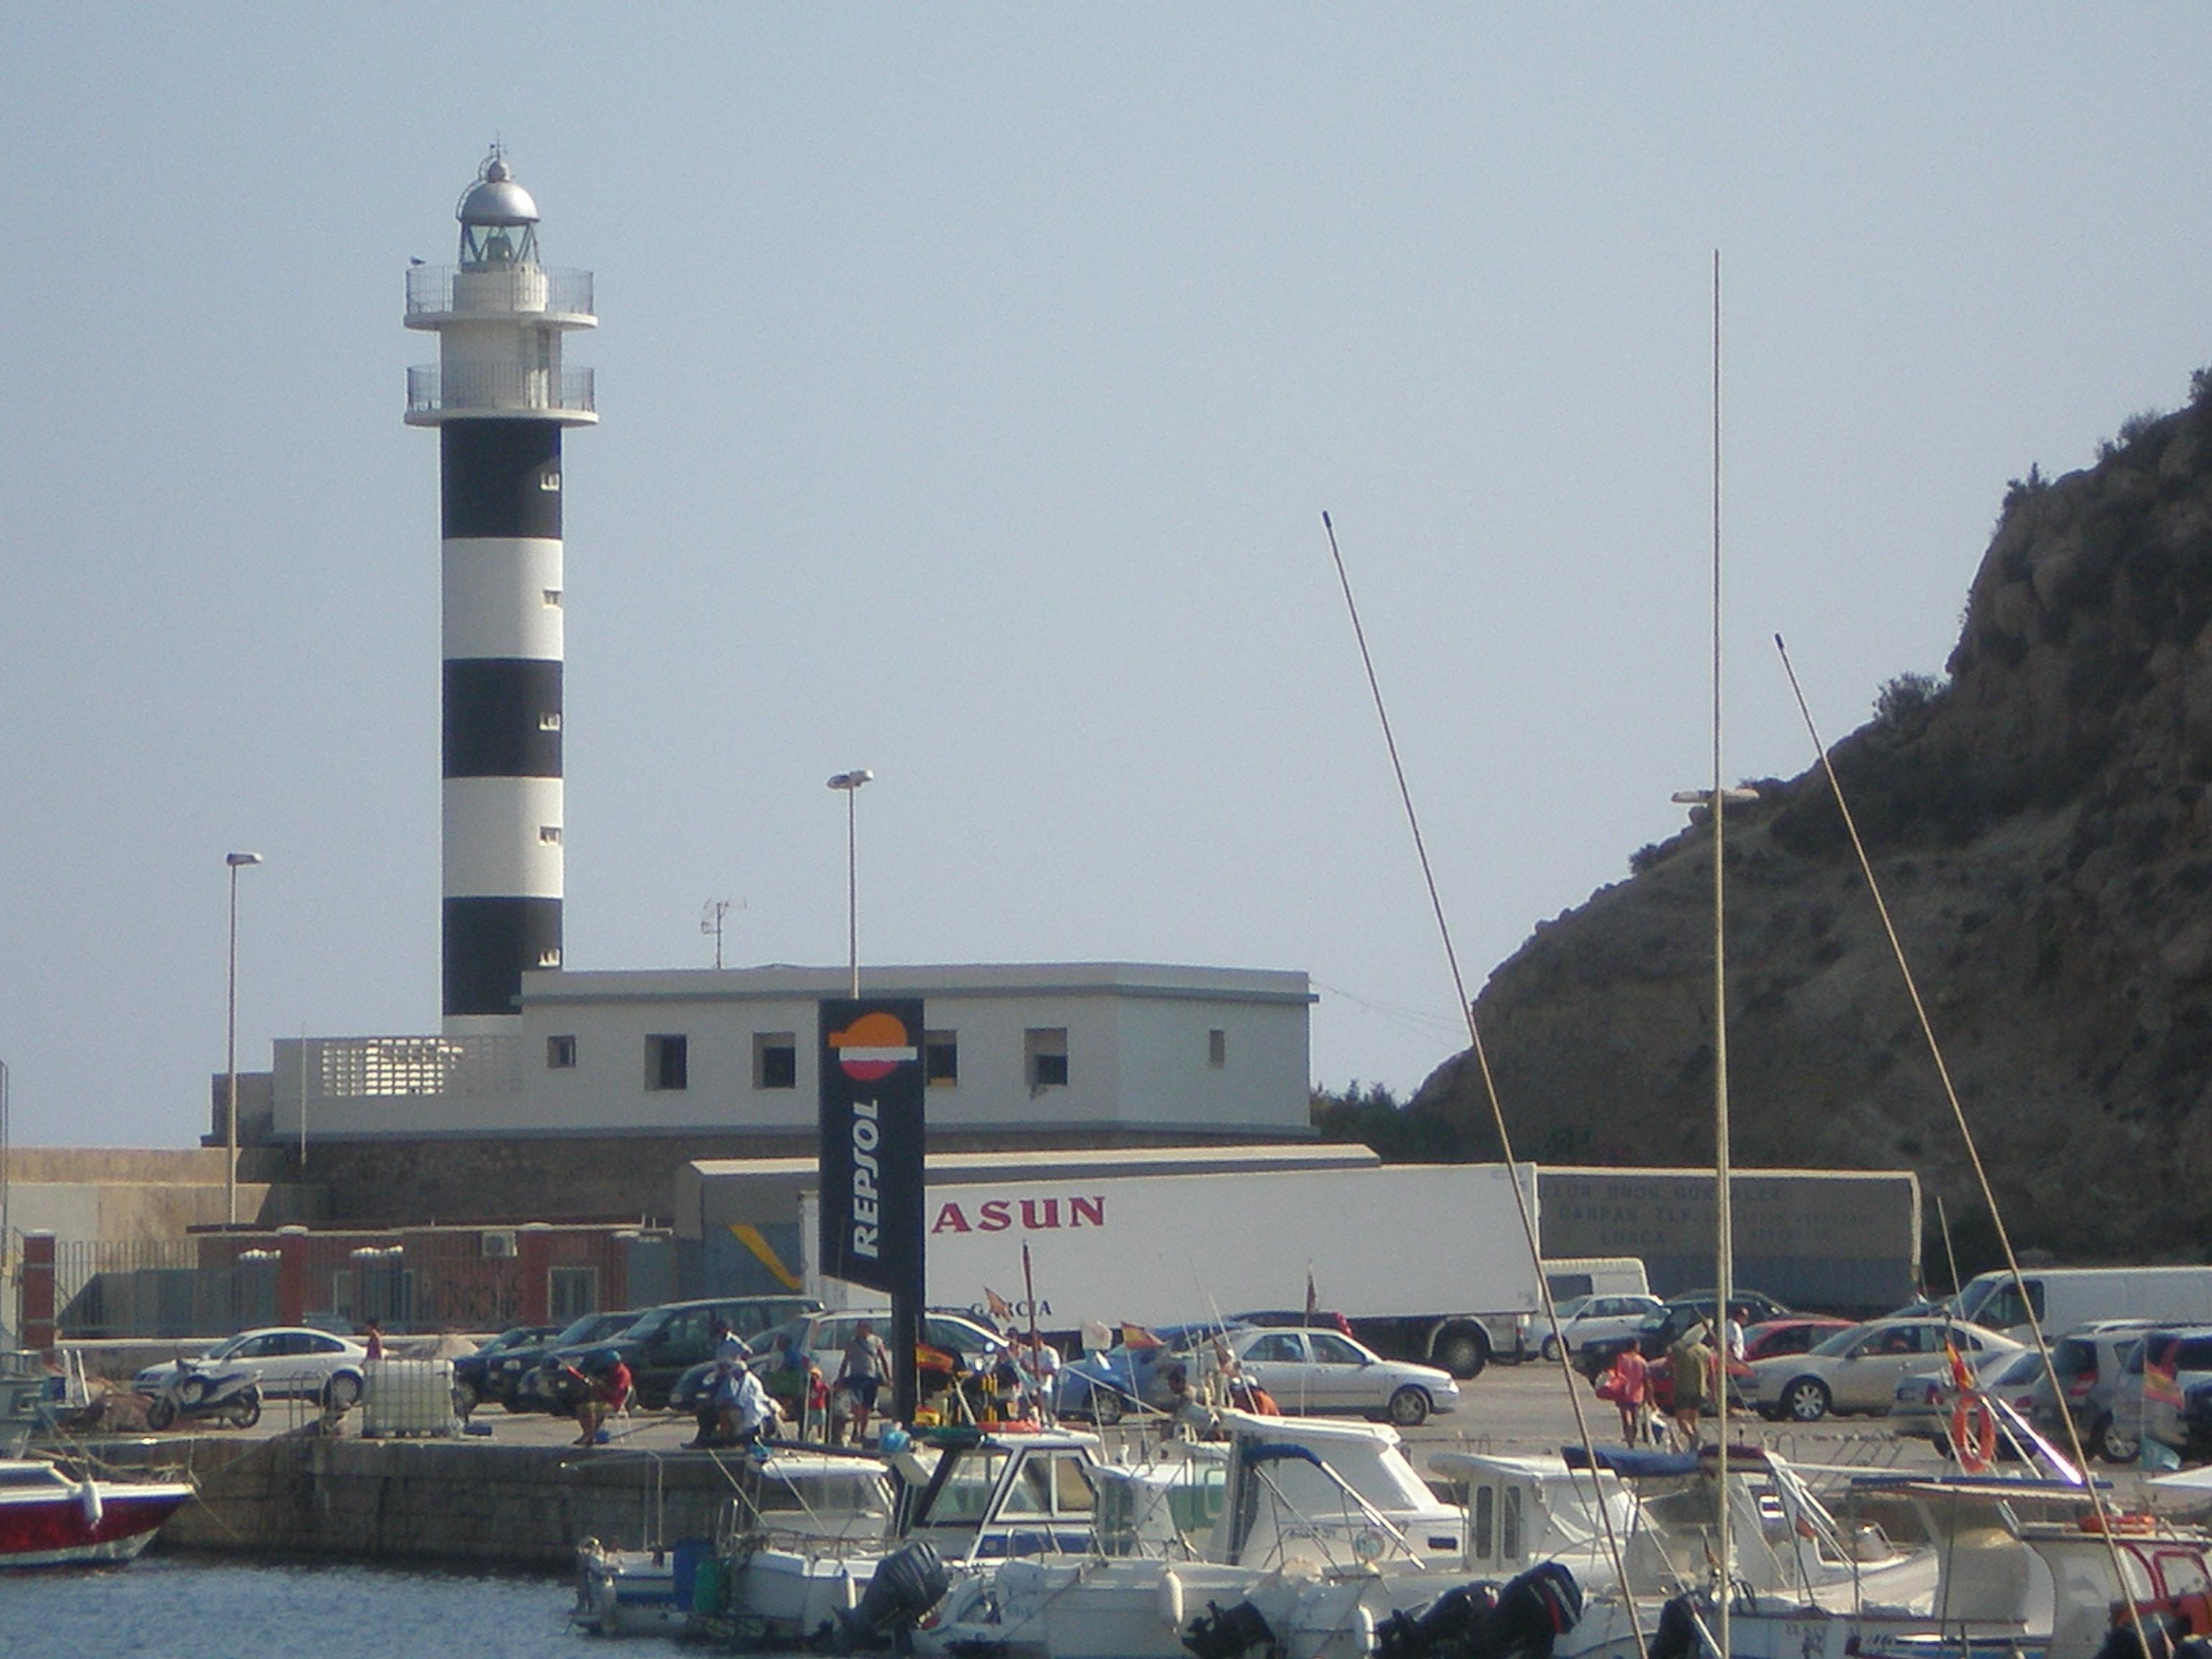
[[1412, 388, 2212, 1269]]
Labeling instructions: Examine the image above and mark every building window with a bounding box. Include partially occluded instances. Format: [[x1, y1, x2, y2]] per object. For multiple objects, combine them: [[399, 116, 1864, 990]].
[[549, 1265, 598, 1321], [925, 1030, 959, 1087], [753, 1033, 797, 1090], [543, 588, 563, 607], [647, 1033, 688, 1091], [539, 824, 562, 844], [547, 1035, 577, 1069], [537, 946, 562, 967], [1025, 1028, 1069, 1089], [539, 711, 562, 732], [1208, 1028, 1226, 1068]]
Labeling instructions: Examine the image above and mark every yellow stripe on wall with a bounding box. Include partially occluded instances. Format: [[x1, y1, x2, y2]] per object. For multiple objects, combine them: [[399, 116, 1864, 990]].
[[729, 1223, 804, 1291]]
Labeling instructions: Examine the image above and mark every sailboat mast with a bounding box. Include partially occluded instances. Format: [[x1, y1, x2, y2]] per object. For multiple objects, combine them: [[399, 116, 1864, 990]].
[[1711, 248, 1736, 1659]]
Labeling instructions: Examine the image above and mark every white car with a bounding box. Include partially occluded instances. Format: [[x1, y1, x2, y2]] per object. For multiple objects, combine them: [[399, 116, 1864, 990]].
[[135, 1326, 372, 1406], [1224, 1326, 1460, 1426], [1539, 1293, 1666, 1361], [1749, 1317, 2021, 1423]]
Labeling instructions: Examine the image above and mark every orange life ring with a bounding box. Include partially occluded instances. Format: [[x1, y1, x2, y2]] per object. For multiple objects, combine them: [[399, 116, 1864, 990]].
[[1950, 1397, 1997, 1473]]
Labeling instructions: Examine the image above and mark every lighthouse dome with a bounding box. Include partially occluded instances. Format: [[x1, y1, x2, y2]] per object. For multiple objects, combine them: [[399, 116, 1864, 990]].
[[458, 155, 539, 227]]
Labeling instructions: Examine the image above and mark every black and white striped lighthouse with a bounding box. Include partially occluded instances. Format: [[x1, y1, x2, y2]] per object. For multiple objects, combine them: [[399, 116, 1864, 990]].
[[405, 150, 596, 1029]]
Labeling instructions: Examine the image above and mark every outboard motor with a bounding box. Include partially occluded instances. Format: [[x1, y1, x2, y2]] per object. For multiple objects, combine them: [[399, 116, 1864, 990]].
[[1375, 1582, 1501, 1659], [1647, 1595, 1703, 1659], [1182, 1599, 1280, 1659], [835, 1542, 948, 1652], [1481, 1563, 1583, 1659]]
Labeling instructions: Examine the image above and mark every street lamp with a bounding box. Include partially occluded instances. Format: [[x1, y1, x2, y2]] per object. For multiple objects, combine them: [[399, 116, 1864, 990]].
[[224, 851, 264, 1228], [826, 770, 873, 998]]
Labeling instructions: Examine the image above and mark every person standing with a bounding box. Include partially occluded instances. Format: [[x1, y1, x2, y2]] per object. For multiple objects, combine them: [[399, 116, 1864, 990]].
[[1608, 1345, 1650, 1446], [1668, 1322, 1714, 1448], [837, 1319, 892, 1445], [1020, 1334, 1062, 1426], [364, 1321, 385, 1362]]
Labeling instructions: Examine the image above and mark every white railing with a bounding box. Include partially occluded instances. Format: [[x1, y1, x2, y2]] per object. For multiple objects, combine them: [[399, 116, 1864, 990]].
[[407, 364, 595, 418], [308, 1035, 522, 1101], [406, 264, 594, 320]]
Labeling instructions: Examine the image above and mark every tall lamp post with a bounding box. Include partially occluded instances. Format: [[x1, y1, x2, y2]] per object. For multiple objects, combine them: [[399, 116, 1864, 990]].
[[224, 851, 264, 1228], [825, 770, 873, 997]]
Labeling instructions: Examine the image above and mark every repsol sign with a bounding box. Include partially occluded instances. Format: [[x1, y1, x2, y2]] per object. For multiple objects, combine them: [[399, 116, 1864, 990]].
[[816, 999, 925, 1302]]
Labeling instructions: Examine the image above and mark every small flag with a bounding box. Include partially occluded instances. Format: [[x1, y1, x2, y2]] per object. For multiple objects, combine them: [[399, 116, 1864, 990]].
[[985, 1286, 1015, 1328], [1122, 1323, 1164, 1350]]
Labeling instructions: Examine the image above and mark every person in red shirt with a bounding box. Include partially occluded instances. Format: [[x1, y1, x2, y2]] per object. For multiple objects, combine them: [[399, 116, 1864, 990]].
[[567, 1352, 633, 1448], [1606, 1347, 1650, 1447]]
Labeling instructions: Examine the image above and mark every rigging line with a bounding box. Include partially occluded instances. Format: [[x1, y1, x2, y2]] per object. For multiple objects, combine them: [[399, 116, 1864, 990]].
[[1321, 510, 1648, 1659], [1772, 632, 2146, 1644]]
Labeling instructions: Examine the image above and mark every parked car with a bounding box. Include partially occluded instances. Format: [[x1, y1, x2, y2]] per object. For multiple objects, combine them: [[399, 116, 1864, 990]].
[[1577, 1290, 1794, 1377], [134, 1326, 370, 1407], [1892, 1345, 2044, 1455], [1748, 1317, 2021, 1423], [2126, 1325, 2212, 1458], [1055, 1323, 1249, 1424], [1220, 1326, 1458, 1426], [667, 1308, 1003, 1419], [1538, 1294, 1665, 1362], [1740, 1318, 1854, 1363], [2027, 1320, 2159, 1462], [536, 1295, 821, 1411], [451, 1323, 563, 1416], [494, 1310, 641, 1413]]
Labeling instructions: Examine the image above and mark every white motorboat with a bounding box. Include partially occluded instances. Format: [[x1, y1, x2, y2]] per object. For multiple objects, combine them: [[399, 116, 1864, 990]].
[[912, 1410, 1493, 1659], [575, 1446, 896, 1636]]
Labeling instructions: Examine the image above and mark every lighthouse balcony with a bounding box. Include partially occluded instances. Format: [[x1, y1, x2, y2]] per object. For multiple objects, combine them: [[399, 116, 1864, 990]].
[[407, 364, 598, 425], [405, 264, 595, 328]]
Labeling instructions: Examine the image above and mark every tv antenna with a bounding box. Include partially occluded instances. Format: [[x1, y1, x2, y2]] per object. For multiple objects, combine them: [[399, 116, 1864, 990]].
[[701, 899, 744, 968]]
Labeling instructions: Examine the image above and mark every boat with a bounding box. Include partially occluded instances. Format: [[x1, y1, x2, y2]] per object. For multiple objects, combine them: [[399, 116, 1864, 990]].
[[909, 1409, 1483, 1659], [0, 1456, 194, 1568], [575, 1444, 897, 1636]]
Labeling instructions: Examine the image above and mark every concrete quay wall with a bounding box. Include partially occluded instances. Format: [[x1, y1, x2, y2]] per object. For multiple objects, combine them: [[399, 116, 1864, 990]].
[[101, 1435, 748, 1570]]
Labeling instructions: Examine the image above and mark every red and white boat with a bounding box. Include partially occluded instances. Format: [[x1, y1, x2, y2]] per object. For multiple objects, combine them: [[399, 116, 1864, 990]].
[[0, 1457, 194, 1568]]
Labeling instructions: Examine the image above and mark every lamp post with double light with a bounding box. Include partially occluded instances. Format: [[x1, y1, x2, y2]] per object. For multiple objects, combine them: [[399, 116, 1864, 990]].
[[826, 770, 873, 998], [224, 852, 264, 1228]]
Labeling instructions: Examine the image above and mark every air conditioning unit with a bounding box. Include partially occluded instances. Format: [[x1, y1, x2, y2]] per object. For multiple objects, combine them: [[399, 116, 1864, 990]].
[[481, 1231, 517, 1259]]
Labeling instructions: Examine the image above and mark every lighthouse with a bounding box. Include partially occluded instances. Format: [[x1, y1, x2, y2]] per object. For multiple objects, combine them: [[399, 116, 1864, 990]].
[[405, 150, 596, 1029]]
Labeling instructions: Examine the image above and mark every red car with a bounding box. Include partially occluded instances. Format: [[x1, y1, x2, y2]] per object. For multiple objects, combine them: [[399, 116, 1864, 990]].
[[1644, 1320, 1851, 1413]]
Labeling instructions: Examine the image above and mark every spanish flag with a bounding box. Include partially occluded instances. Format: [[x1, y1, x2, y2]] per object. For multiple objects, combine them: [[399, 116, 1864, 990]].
[[1122, 1323, 1165, 1350]]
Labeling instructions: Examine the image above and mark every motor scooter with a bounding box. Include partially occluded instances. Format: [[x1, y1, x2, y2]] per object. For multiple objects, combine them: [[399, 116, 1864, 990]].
[[145, 1359, 262, 1430]]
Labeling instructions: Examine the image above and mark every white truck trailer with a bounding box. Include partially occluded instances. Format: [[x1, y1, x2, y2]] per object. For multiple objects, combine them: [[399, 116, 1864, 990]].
[[799, 1161, 1542, 1377]]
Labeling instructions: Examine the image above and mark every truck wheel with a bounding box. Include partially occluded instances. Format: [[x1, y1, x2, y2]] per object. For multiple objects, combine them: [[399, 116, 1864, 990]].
[[1388, 1387, 1431, 1428], [1432, 1326, 1489, 1380]]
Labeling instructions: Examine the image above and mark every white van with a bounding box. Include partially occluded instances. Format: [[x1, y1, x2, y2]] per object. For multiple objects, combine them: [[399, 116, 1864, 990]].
[[1542, 1257, 1652, 1304], [1954, 1267, 2212, 1343]]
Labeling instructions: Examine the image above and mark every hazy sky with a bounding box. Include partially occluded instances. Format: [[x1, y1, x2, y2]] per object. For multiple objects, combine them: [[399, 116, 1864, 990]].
[[6, 8, 2209, 1148]]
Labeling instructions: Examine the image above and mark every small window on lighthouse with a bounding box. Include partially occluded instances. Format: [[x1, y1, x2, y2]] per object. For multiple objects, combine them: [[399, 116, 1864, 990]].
[[539, 712, 563, 732], [538, 947, 562, 968], [542, 588, 563, 608], [539, 825, 562, 845], [539, 469, 561, 492]]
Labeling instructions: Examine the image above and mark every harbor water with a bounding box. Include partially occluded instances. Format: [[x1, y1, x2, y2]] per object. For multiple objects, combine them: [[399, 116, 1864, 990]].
[[4, 1557, 701, 1659]]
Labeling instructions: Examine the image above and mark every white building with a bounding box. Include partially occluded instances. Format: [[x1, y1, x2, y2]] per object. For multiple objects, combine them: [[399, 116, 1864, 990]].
[[261, 961, 1315, 1146]]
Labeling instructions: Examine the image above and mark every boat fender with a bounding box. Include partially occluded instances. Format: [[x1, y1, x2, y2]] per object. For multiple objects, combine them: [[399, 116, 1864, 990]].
[[1159, 1568, 1185, 1632], [839, 1562, 860, 1611], [77, 1478, 103, 1529]]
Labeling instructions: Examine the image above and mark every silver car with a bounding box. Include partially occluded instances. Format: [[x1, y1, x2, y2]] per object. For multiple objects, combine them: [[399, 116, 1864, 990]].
[[2028, 1320, 2159, 1462], [1225, 1326, 1459, 1426], [1750, 1317, 2020, 1423], [134, 1326, 371, 1406], [1539, 1294, 1665, 1362]]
